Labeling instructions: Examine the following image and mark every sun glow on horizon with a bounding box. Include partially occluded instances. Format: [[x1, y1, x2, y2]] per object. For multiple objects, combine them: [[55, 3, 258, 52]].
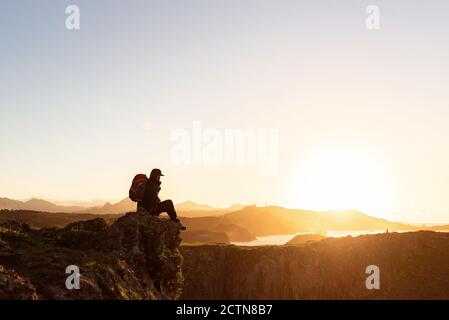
[[284, 144, 398, 220]]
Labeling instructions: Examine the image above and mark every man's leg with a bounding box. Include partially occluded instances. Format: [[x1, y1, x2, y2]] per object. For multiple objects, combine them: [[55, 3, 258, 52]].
[[157, 200, 178, 220], [138, 204, 158, 216]]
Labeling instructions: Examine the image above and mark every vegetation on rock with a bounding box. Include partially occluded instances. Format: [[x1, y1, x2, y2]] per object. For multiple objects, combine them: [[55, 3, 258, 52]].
[[0, 213, 184, 299]]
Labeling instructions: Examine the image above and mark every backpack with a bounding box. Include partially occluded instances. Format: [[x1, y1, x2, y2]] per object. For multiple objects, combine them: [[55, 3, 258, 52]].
[[129, 174, 148, 202]]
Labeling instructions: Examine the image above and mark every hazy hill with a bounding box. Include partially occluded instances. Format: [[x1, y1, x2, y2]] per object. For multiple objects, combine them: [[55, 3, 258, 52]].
[[81, 198, 243, 217], [175, 202, 245, 218], [222, 206, 418, 236], [0, 197, 86, 213], [176, 201, 245, 212], [0, 196, 244, 217], [176, 201, 217, 211], [420, 224, 449, 231], [80, 198, 136, 215]]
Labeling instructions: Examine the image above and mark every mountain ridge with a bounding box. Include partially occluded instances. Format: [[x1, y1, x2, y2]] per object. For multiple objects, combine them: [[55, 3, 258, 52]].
[[1, 205, 448, 241], [0, 197, 244, 216]]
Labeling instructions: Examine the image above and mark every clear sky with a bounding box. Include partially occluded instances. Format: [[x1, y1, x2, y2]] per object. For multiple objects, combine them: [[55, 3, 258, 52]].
[[1, 1, 449, 223]]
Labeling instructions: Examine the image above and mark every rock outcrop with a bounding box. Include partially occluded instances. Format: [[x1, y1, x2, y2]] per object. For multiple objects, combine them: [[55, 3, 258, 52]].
[[0, 213, 183, 299], [285, 234, 326, 245], [0, 265, 38, 299], [181, 231, 449, 299]]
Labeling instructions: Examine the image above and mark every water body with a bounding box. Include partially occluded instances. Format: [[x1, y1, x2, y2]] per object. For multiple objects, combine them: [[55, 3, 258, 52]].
[[231, 230, 404, 246]]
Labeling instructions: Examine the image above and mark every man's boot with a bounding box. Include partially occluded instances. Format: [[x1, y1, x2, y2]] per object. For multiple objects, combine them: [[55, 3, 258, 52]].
[[172, 218, 186, 230]]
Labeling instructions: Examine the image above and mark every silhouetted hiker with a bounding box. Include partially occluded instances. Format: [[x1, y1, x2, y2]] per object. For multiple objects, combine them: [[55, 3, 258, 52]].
[[132, 169, 186, 230]]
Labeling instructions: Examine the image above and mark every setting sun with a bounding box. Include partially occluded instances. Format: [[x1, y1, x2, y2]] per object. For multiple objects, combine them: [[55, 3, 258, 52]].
[[284, 144, 397, 219]]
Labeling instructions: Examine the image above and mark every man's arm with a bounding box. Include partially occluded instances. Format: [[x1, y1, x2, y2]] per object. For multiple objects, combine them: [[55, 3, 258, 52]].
[[156, 183, 161, 203]]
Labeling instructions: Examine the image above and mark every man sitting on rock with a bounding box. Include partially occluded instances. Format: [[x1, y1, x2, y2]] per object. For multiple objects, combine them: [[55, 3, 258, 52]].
[[137, 168, 186, 230]]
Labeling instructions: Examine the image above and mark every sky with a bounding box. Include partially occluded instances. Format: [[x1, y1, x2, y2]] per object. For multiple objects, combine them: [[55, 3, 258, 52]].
[[1, 0, 449, 223]]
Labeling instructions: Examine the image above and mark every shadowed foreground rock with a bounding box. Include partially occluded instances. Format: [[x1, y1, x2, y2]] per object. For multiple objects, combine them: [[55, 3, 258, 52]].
[[181, 231, 449, 299], [0, 213, 183, 299], [0, 265, 38, 299]]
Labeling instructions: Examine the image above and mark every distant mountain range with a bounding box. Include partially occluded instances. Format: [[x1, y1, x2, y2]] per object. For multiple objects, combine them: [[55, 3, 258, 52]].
[[78, 199, 245, 216], [0, 197, 87, 213], [0, 197, 244, 216], [1, 201, 448, 243]]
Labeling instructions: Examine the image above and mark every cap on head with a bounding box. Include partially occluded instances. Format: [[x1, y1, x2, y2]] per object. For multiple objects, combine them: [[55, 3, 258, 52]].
[[150, 168, 164, 178]]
